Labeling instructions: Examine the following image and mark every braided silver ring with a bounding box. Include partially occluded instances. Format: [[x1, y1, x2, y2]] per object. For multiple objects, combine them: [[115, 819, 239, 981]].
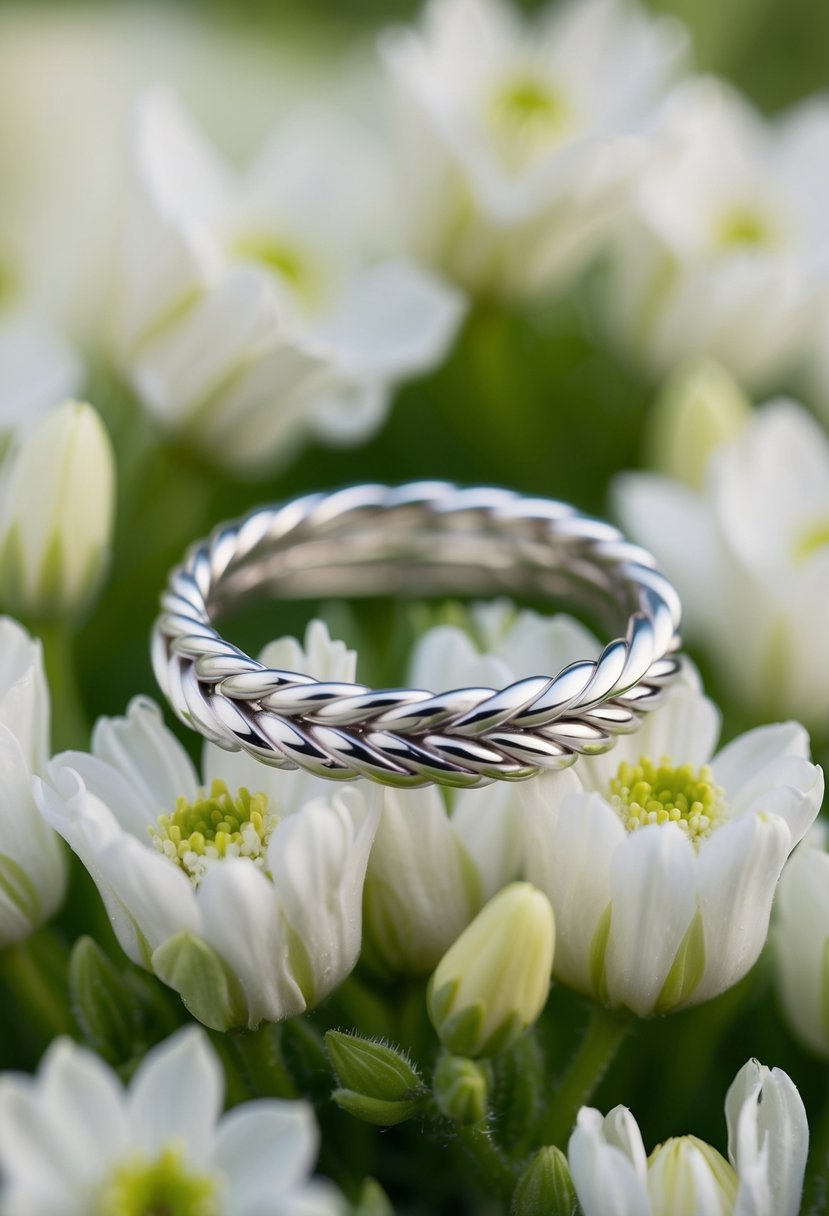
[[152, 483, 683, 788]]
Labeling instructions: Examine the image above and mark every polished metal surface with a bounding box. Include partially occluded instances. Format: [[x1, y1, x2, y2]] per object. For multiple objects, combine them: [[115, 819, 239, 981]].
[[153, 483, 683, 787]]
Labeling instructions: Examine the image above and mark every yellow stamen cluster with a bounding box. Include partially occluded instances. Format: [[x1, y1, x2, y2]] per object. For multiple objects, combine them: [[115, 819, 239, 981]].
[[608, 755, 725, 844], [714, 205, 777, 249], [149, 779, 277, 888], [96, 1145, 219, 1216], [488, 75, 572, 172]]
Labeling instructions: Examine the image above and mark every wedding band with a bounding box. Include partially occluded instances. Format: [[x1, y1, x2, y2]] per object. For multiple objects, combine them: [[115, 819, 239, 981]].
[[152, 483, 682, 788]]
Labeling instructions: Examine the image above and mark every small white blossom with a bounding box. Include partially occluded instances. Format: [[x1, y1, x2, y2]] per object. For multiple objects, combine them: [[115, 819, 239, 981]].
[[615, 398, 829, 729], [0, 616, 66, 946], [381, 0, 686, 298], [363, 603, 595, 973], [115, 86, 464, 475], [0, 1025, 345, 1216], [521, 664, 822, 1015], [569, 1058, 808, 1216], [36, 621, 380, 1030], [604, 78, 829, 389], [774, 822, 829, 1058], [0, 401, 115, 621]]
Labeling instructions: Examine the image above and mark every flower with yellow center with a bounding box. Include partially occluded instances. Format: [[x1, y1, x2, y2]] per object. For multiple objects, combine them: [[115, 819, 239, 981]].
[[568, 1059, 808, 1216], [37, 622, 381, 1031], [0, 1027, 345, 1216], [520, 661, 822, 1015]]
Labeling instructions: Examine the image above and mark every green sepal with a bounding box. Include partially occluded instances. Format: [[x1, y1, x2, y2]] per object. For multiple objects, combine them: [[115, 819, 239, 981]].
[[655, 909, 706, 1013], [511, 1146, 577, 1216], [325, 1030, 421, 1100], [433, 1052, 489, 1125], [332, 1088, 426, 1127], [69, 936, 140, 1063], [151, 932, 246, 1031], [353, 1178, 396, 1216], [0, 853, 40, 926]]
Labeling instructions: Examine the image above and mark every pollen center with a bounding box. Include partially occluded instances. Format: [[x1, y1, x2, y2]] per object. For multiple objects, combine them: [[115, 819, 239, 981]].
[[96, 1144, 220, 1216], [232, 234, 319, 311], [149, 779, 277, 888], [608, 756, 725, 844], [714, 204, 778, 249], [487, 74, 573, 171]]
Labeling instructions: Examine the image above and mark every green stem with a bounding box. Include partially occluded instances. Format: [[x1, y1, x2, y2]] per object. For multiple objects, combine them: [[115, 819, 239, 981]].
[[36, 622, 89, 752], [0, 932, 74, 1040], [456, 1122, 519, 1204], [535, 1004, 634, 1148], [229, 1022, 299, 1100]]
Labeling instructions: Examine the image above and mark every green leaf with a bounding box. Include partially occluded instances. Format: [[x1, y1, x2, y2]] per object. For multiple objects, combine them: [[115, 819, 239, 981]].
[[68, 936, 139, 1063]]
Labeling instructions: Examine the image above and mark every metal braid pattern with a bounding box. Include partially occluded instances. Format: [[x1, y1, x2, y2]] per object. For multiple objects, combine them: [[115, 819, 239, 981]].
[[153, 483, 683, 788]]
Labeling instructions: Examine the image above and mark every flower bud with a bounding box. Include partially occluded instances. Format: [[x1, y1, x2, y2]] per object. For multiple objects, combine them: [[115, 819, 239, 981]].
[[326, 1030, 427, 1126], [511, 1146, 577, 1216], [427, 883, 555, 1057], [645, 358, 750, 489], [433, 1053, 489, 1124], [68, 935, 140, 1064], [0, 401, 115, 620], [354, 1179, 395, 1216], [646, 1136, 737, 1213]]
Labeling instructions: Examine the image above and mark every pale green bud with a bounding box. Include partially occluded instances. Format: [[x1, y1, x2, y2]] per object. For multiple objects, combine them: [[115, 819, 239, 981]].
[[511, 1146, 577, 1216], [646, 1136, 737, 1214], [326, 1030, 427, 1126], [433, 1053, 489, 1124], [69, 935, 140, 1063], [354, 1179, 395, 1216], [0, 401, 115, 619], [645, 359, 751, 489], [427, 882, 555, 1057]]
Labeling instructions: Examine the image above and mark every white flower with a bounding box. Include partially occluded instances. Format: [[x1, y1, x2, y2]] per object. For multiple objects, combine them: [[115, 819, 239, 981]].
[[115, 85, 464, 475], [36, 621, 380, 1030], [363, 602, 596, 973], [0, 616, 66, 947], [381, 0, 686, 298], [520, 664, 822, 1015], [604, 78, 829, 389], [0, 317, 82, 451], [569, 1058, 808, 1216], [0, 1025, 344, 1216], [774, 822, 829, 1057], [0, 401, 115, 621], [615, 398, 829, 729]]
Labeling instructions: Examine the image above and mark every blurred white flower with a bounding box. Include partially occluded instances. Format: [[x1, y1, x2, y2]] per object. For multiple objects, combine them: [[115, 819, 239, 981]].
[[521, 665, 822, 1015], [362, 603, 596, 974], [115, 86, 464, 475], [615, 398, 829, 729], [0, 318, 82, 451], [0, 401, 115, 621], [36, 621, 379, 1030], [569, 1058, 808, 1216], [0, 616, 66, 947], [774, 821, 829, 1058], [604, 78, 829, 389], [0, 1025, 344, 1216], [381, 0, 686, 298]]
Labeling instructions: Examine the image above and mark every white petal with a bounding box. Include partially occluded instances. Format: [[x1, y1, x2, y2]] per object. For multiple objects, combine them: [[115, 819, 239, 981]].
[[603, 1105, 649, 1183], [0, 318, 82, 442], [735, 756, 823, 848], [92, 696, 199, 819], [0, 1039, 128, 1207], [450, 781, 523, 899], [408, 623, 513, 692], [726, 1060, 808, 1216], [313, 259, 464, 380], [712, 722, 812, 796], [127, 1027, 223, 1162], [0, 616, 50, 773], [605, 824, 697, 1015], [692, 813, 791, 1005], [520, 776, 623, 996], [269, 788, 380, 1005], [215, 1099, 318, 1211], [568, 1107, 652, 1216], [364, 785, 480, 973], [774, 845, 829, 1055], [197, 858, 304, 1027]]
